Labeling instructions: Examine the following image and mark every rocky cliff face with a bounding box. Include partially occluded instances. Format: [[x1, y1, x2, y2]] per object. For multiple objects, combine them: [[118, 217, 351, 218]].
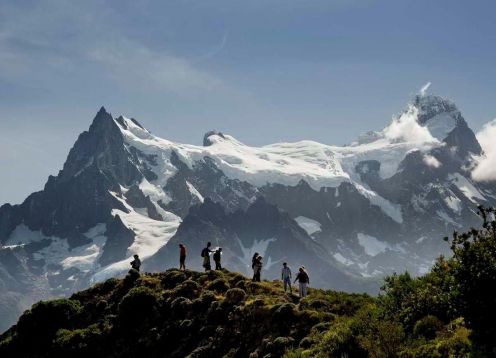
[[1, 91, 494, 332]]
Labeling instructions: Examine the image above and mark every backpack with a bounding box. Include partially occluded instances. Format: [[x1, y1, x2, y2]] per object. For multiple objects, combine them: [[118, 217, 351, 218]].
[[201, 248, 207, 258], [213, 251, 220, 261]]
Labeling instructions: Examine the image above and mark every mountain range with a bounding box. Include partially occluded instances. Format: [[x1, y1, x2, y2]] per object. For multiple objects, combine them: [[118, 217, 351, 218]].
[[1, 88, 495, 332]]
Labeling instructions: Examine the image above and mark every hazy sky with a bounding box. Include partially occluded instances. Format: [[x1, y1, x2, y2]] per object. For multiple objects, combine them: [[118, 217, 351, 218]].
[[1, 0, 495, 204]]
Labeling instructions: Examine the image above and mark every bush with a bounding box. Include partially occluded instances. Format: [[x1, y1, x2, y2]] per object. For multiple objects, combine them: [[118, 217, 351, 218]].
[[123, 268, 141, 288], [118, 286, 158, 329], [206, 278, 230, 293], [170, 297, 193, 317], [269, 337, 295, 356], [224, 288, 247, 305], [53, 324, 103, 353], [17, 298, 83, 344], [174, 280, 201, 299], [413, 315, 444, 339], [273, 303, 296, 321], [162, 270, 188, 289]]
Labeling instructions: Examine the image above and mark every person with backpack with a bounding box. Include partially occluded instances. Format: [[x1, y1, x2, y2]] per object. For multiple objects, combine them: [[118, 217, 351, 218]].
[[213, 247, 222, 270], [253, 256, 263, 282], [130, 254, 141, 272], [201, 242, 214, 271], [281, 262, 292, 293], [294, 266, 310, 298], [251, 252, 259, 280], [179, 243, 186, 270]]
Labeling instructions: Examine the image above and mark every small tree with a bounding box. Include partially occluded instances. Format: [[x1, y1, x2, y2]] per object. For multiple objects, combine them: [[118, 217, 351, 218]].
[[446, 205, 496, 350]]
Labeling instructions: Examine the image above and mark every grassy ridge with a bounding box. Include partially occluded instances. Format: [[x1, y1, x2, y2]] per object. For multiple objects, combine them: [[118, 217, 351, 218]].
[[0, 268, 372, 358]]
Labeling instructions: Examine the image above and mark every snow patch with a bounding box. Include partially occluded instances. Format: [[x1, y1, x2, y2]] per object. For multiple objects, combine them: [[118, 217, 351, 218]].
[[449, 173, 486, 203], [355, 184, 403, 223], [236, 237, 276, 270], [333, 253, 354, 266], [186, 181, 204, 202], [294, 216, 322, 236], [357, 233, 390, 256], [6, 224, 52, 245], [424, 113, 457, 141], [92, 192, 181, 283]]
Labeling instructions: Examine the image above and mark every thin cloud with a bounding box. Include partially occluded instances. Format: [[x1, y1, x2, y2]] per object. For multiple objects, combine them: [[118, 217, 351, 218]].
[[88, 40, 225, 95]]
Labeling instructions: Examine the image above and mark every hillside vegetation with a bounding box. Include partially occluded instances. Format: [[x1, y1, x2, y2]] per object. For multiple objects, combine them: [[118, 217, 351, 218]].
[[1, 206, 496, 357]]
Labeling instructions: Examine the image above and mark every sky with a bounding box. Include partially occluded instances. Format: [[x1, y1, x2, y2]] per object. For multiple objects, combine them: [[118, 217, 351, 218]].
[[0, 0, 495, 204]]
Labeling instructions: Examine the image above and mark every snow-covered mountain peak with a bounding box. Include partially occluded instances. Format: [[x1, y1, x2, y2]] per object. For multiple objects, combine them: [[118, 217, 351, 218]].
[[203, 130, 226, 146], [115, 115, 153, 140]]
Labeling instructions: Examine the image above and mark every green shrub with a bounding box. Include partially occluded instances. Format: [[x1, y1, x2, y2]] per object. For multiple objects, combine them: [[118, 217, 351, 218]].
[[206, 278, 230, 293], [224, 288, 247, 305], [174, 280, 201, 299], [413, 315, 444, 339], [17, 298, 83, 343], [53, 324, 103, 352], [162, 270, 188, 289], [118, 286, 158, 329]]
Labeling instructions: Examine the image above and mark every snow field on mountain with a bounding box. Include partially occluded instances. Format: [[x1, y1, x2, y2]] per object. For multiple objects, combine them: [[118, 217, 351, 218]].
[[6, 223, 108, 273], [91, 192, 181, 283], [115, 114, 443, 225]]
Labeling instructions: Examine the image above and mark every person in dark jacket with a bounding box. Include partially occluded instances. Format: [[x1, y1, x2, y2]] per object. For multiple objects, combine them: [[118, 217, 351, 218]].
[[213, 247, 222, 270], [253, 256, 263, 282], [179, 244, 186, 270], [251, 252, 259, 281], [201, 242, 214, 271], [130, 254, 141, 272], [294, 266, 310, 297]]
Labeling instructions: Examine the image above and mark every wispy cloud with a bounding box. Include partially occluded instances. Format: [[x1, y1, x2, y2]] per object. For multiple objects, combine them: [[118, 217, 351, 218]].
[[419, 82, 431, 96], [0, 1, 228, 98], [87, 40, 225, 95]]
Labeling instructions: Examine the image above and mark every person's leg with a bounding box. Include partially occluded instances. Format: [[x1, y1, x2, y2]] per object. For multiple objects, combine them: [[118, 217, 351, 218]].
[[302, 283, 307, 297], [283, 278, 287, 292], [287, 278, 292, 293], [299, 282, 304, 297]]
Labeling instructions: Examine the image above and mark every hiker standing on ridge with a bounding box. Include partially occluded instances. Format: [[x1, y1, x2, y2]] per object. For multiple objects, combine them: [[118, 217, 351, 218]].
[[253, 256, 263, 282], [294, 266, 310, 298], [281, 262, 292, 293], [251, 253, 259, 280], [213, 247, 222, 270], [179, 243, 187, 270], [130, 254, 141, 272], [201, 242, 214, 271]]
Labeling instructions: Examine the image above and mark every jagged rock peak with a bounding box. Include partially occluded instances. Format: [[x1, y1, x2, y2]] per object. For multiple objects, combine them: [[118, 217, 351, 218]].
[[89, 106, 114, 132], [412, 94, 459, 125]]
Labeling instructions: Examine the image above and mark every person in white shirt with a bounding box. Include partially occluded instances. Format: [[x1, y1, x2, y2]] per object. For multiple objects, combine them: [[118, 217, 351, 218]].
[[281, 262, 292, 293]]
